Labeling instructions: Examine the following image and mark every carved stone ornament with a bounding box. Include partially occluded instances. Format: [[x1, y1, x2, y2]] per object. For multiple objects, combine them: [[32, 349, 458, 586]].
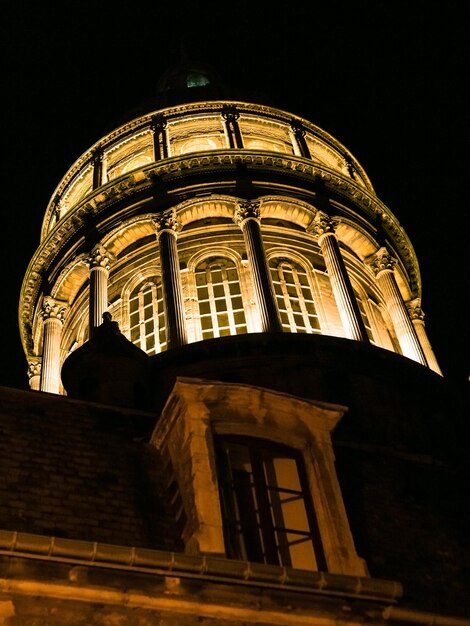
[[222, 105, 240, 122], [40, 297, 66, 322], [27, 360, 41, 378], [407, 298, 425, 321], [307, 211, 339, 238], [91, 150, 103, 166], [290, 120, 306, 137], [368, 246, 397, 276], [233, 200, 261, 225], [86, 245, 112, 271], [151, 114, 167, 132], [153, 211, 182, 234]]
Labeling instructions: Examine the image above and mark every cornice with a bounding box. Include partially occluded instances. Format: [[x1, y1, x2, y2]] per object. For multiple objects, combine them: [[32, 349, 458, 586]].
[[41, 101, 372, 237], [20, 151, 420, 355]]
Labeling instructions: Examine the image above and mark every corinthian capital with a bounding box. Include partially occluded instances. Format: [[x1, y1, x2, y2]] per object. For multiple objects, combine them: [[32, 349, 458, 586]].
[[153, 210, 182, 235], [40, 297, 67, 322], [86, 244, 113, 270], [367, 247, 397, 276], [407, 298, 425, 321], [306, 211, 339, 239], [27, 359, 42, 379], [233, 200, 261, 225]]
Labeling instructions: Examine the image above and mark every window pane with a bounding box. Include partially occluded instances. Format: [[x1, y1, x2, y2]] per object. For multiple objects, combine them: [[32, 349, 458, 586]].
[[196, 272, 207, 286], [218, 313, 229, 327], [216, 436, 325, 571], [269, 259, 320, 334], [129, 279, 165, 354], [215, 299, 226, 312], [196, 258, 246, 339]]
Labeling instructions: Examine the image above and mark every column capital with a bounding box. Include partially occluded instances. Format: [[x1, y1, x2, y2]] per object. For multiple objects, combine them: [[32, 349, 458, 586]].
[[222, 104, 240, 122], [151, 114, 167, 132], [290, 119, 306, 137], [367, 246, 397, 277], [153, 210, 182, 236], [91, 150, 103, 166], [306, 211, 339, 239], [40, 297, 67, 323], [407, 298, 425, 321], [343, 152, 357, 178], [27, 359, 42, 379], [233, 200, 261, 225], [86, 244, 114, 271]]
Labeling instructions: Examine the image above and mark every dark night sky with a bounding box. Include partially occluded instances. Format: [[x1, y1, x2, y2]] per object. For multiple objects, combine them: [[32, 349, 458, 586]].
[[1, 1, 468, 391]]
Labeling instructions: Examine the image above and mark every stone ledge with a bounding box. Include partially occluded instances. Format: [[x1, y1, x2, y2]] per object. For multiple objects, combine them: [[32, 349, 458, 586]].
[[0, 529, 401, 603]]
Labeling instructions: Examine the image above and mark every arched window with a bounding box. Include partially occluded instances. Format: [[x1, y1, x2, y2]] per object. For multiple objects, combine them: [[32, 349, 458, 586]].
[[195, 258, 247, 339], [128, 279, 166, 355], [269, 259, 321, 333], [215, 435, 326, 571]]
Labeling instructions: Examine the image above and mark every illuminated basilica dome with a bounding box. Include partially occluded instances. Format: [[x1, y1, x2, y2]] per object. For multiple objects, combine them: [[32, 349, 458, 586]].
[[20, 64, 441, 396], [8, 62, 469, 623]]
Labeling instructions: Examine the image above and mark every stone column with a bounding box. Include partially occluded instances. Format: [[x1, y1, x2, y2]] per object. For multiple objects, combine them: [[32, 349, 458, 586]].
[[233, 200, 282, 333], [86, 244, 112, 338], [154, 210, 188, 349], [407, 299, 442, 375], [27, 359, 41, 390], [40, 297, 66, 393], [368, 247, 427, 366], [308, 212, 369, 343]]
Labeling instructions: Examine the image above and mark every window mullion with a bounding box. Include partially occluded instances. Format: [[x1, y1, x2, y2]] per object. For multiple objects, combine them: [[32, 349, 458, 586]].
[[222, 267, 237, 334], [207, 268, 220, 337], [292, 267, 313, 332], [138, 289, 146, 351], [278, 265, 296, 331], [151, 283, 160, 353], [249, 446, 280, 565]]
